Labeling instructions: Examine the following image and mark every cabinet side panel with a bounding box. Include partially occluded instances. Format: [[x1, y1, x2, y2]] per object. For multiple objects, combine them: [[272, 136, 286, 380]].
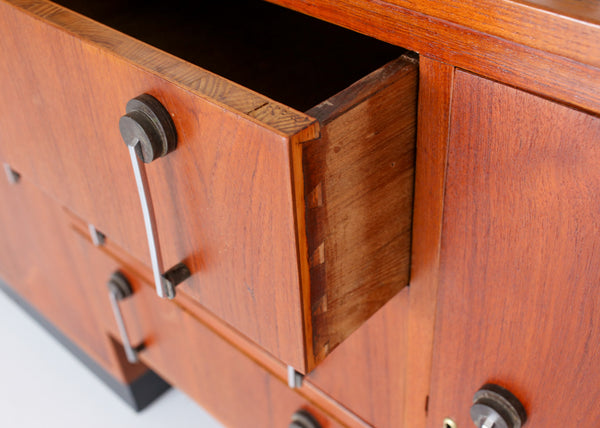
[[428, 70, 600, 427]]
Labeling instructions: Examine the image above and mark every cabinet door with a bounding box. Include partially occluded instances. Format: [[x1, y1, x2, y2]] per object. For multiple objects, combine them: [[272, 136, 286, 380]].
[[428, 71, 600, 427]]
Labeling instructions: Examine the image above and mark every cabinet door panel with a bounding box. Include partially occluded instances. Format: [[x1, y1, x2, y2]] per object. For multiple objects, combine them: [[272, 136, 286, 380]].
[[428, 71, 600, 427]]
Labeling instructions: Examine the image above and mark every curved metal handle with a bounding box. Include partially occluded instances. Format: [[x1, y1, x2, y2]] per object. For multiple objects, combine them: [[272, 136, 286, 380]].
[[107, 272, 145, 364], [119, 94, 191, 299]]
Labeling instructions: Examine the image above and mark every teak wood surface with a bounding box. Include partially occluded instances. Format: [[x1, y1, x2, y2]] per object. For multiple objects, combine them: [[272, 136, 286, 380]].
[[0, 175, 147, 384], [71, 229, 347, 428], [0, 0, 416, 372], [404, 57, 454, 428], [0, 0, 315, 372], [303, 56, 417, 364], [428, 71, 600, 427]]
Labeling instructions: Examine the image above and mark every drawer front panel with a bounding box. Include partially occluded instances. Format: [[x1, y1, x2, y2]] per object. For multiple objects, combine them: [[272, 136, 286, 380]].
[[0, 0, 313, 369], [72, 235, 343, 428]]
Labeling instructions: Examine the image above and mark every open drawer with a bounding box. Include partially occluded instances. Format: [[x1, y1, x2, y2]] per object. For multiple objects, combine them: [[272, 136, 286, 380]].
[[0, 0, 417, 372]]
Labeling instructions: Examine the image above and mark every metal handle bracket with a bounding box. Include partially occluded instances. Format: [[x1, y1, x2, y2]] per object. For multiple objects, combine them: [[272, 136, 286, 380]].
[[120, 94, 191, 299], [107, 272, 145, 364]]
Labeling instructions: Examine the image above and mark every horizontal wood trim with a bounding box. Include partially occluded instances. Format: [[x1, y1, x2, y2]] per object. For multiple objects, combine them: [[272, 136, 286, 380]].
[[268, 0, 600, 116], [385, 0, 600, 68]]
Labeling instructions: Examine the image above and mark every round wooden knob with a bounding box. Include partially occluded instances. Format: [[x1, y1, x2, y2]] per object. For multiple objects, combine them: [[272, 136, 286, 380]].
[[289, 409, 321, 428], [470, 384, 527, 428], [119, 93, 177, 163]]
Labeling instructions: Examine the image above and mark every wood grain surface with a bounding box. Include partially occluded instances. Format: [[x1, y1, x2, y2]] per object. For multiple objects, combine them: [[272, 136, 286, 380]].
[[0, 0, 418, 372], [0, 174, 147, 384], [404, 57, 455, 428], [307, 288, 409, 427], [268, 0, 600, 116], [0, 0, 319, 371], [428, 70, 600, 427], [69, 213, 371, 427], [303, 56, 417, 365], [384, 0, 600, 67], [70, 231, 347, 428]]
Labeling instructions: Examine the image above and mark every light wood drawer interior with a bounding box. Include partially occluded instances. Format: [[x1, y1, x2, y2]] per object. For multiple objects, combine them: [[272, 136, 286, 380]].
[[0, 0, 417, 372]]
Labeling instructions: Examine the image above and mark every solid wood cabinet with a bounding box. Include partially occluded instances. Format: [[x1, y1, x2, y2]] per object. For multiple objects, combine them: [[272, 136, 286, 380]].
[[0, 0, 416, 373], [1, 0, 599, 427]]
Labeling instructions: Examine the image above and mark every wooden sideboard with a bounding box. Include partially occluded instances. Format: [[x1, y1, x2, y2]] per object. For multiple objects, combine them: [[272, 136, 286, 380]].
[[1, 0, 598, 427]]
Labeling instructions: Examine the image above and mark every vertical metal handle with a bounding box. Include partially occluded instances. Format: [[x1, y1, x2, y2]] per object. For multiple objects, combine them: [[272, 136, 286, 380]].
[[287, 365, 304, 389], [119, 94, 191, 299], [107, 272, 144, 364]]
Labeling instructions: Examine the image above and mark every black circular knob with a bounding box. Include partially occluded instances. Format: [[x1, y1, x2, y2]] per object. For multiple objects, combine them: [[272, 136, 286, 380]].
[[119, 93, 177, 163], [289, 409, 321, 428], [107, 271, 133, 301], [470, 384, 527, 428]]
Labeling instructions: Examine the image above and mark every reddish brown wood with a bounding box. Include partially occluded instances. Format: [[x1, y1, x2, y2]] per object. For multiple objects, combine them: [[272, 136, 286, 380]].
[[428, 70, 600, 427], [403, 57, 454, 428], [0, 0, 318, 372], [0, 0, 418, 372], [68, 213, 373, 428], [69, 230, 347, 428], [307, 288, 409, 427], [0, 175, 146, 384], [268, 0, 600, 116], [303, 56, 417, 365], [385, 0, 600, 68]]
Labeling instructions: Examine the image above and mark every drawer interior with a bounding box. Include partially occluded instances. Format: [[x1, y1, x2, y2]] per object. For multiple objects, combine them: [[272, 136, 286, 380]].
[[53, 0, 406, 112]]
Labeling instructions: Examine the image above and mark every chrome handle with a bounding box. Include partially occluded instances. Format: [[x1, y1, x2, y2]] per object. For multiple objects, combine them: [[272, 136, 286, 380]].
[[119, 94, 191, 299], [107, 272, 144, 364], [287, 365, 304, 389]]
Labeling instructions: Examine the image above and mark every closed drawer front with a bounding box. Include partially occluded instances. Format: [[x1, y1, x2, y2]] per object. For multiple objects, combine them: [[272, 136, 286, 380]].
[[73, 231, 348, 428], [0, 0, 417, 372]]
